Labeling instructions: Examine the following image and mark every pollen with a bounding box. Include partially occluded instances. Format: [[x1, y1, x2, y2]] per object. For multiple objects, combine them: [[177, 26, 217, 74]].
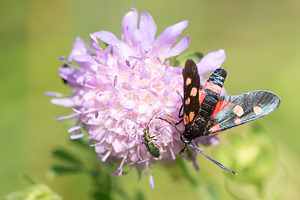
[[233, 105, 244, 117]]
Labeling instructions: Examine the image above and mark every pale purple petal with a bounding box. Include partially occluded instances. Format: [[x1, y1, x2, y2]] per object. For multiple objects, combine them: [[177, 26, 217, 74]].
[[94, 31, 121, 47], [165, 36, 190, 59], [220, 87, 227, 96], [197, 49, 226, 76], [138, 12, 157, 46], [199, 135, 220, 146], [192, 152, 200, 171], [153, 20, 189, 60], [141, 66, 151, 80], [122, 82, 135, 91], [121, 8, 138, 43], [68, 37, 91, 62], [72, 55, 98, 71], [51, 98, 76, 107], [90, 33, 102, 55]]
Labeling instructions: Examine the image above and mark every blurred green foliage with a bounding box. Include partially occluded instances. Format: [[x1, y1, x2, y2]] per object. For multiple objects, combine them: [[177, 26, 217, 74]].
[[1, 0, 300, 199]]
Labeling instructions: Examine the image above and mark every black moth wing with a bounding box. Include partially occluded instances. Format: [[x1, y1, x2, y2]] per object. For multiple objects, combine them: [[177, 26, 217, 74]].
[[204, 90, 281, 135], [182, 59, 202, 124]]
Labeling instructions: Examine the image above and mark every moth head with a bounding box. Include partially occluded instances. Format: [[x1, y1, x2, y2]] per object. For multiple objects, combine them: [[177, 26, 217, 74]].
[[181, 124, 200, 143]]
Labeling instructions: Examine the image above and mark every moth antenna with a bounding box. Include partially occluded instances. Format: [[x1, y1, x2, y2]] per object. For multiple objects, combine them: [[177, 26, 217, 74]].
[[176, 90, 183, 101], [189, 143, 238, 175], [156, 117, 182, 135]]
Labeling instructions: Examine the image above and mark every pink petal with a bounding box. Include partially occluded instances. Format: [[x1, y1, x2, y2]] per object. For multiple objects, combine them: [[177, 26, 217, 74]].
[[197, 49, 226, 76], [165, 36, 190, 59]]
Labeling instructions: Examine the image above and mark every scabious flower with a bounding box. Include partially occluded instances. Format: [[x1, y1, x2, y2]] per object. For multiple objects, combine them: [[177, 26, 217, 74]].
[[47, 8, 227, 188]]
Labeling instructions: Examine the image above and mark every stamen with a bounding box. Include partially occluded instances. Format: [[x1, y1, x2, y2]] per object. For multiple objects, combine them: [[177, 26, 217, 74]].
[[70, 133, 84, 140], [125, 60, 131, 67], [92, 55, 102, 64], [102, 151, 111, 162], [68, 126, 81, 133], [110, 84, 118, 97], [169, 145, 176, 160], [149, 174, 155, 189], [59, 55, 66, 61], [137, 158, 150, 164], [116, 154, 128, 176], [45, 91, 68, 97], [55, 113, 80, 121], [161, 105, 176, 110], [114, 75, 118, 87], [122, 108, 134, 112], [164, 74, 173, 85]]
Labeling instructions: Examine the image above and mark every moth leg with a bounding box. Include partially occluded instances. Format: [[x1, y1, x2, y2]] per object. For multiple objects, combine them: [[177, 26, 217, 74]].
[[178, 104, 184, 118]]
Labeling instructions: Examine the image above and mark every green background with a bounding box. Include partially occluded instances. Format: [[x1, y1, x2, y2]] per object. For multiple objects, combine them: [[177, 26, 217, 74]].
[[1, 0, 299, 199]]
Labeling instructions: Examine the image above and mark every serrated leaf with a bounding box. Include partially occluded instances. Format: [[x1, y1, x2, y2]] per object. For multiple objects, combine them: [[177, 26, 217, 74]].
[[52, 149, 82, 166], [175, 51, 204, 66]]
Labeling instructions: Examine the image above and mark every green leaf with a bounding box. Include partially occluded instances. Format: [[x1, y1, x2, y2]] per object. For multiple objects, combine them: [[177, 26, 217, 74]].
[[21, 173, 38, 185], [175, 51, 204, 66], [93, 191, 112, 200], [176, 157, 198, 186], [52, 149, 82, 166], [49, 165, 82, 177]]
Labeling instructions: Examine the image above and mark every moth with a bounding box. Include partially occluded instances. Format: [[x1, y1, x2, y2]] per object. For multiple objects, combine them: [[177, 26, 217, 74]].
[[162, 59, 281, 174]]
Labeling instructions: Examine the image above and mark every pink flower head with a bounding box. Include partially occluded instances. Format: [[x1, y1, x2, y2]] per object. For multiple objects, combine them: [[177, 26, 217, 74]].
[[47, 8, 227, 188]]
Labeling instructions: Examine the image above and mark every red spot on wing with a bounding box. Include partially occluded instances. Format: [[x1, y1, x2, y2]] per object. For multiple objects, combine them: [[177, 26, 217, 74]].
[[199, 90, 206, 106], [209, 123, 220, 132], [211, 99, 233, 118], [209, 123, 222, 135], [183, 114, 189, 125], [204, 82, 222, 94]]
